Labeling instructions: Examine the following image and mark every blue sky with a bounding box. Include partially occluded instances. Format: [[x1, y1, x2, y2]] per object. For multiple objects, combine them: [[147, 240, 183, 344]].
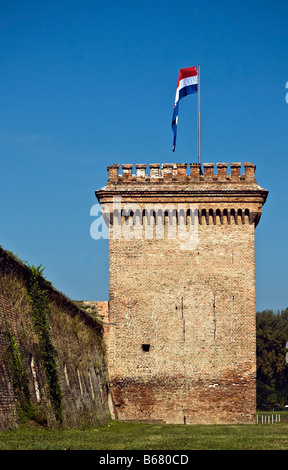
[[0, 0, 287, 311]]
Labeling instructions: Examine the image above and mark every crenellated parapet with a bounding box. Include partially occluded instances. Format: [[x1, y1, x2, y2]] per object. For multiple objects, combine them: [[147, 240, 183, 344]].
[[96, 161, 268, 229], [106, 162, 257, 184]]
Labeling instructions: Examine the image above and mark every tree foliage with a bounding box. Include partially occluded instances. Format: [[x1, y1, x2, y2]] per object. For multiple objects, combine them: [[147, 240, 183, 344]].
[[256, 308, 288, 408]]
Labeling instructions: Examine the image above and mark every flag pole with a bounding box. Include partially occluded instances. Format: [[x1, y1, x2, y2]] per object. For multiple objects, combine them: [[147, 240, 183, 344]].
[[197, 64, 201, 165]]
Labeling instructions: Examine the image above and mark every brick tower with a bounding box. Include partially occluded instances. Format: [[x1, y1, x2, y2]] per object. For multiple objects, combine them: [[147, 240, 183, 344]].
[[96, 162, 268, 424]]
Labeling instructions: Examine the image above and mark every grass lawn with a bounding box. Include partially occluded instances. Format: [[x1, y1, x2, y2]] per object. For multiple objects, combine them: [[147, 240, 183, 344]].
[[1, 413, 288, 451]]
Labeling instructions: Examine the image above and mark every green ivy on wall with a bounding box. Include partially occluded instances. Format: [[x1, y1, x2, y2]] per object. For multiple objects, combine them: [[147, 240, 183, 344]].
[[4, 314, 47, 425], [26, 264, 63, 424], [4, 315, 30, 417]]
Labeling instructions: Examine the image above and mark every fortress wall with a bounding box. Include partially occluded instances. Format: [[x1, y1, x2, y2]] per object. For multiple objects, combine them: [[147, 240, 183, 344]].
[[0, 246, 111, 431]]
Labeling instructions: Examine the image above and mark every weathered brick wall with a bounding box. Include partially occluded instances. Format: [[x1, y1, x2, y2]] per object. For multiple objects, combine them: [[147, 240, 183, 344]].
[[0, 247, 111, 431], [96, 161, 268, 424], [81, 301, 111, 355], [0, 293, 18, 430]]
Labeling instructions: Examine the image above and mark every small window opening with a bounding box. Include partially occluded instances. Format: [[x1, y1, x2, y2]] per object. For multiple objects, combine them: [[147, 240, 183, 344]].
[[142, 344, 150, 352]]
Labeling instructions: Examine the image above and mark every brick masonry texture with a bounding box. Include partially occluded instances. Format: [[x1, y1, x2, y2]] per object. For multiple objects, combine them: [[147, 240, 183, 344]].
[[0, 247, 111, 431], [96, 162, 268, 424]]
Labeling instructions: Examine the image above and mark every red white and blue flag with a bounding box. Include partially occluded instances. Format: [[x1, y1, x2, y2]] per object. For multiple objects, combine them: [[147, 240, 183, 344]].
[[172, 66, 198, 151]]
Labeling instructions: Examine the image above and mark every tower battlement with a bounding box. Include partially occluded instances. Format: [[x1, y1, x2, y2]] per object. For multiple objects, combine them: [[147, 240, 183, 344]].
[[97, 162, 268, 228], [107, 162, 257, 184]]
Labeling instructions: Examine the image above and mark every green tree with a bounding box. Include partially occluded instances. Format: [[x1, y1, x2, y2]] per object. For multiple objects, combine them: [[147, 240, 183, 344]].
[[256, 308, 288, 408]]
